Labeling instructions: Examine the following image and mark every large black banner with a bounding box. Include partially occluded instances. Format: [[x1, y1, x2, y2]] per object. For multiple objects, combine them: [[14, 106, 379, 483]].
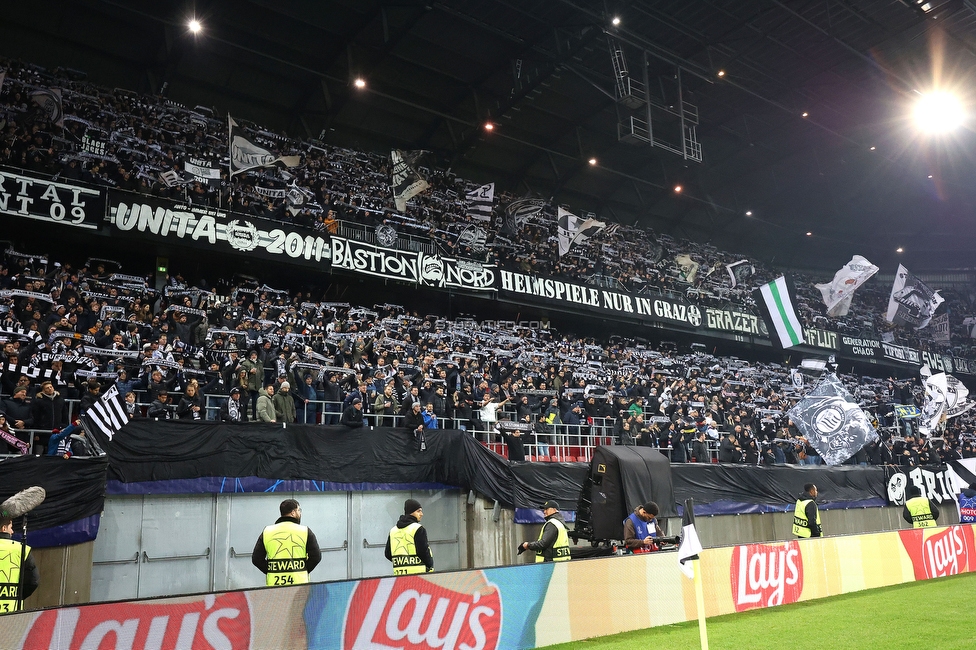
[[884, 465, 958, 505], [670, 463, 889, 514], [0, 169, 103, 230], [0, 456, 108, 530], [329, 236, 496, 292], [498, 269, 703, 328], [105, 191, 330, 268], [99, 421, 522, 505]]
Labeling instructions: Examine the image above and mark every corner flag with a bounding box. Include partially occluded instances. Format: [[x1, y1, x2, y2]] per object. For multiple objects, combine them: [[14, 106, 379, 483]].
[[678, 498, 703, 579]]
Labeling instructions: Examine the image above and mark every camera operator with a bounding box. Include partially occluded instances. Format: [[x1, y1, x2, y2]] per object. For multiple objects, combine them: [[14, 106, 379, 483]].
[[622, 502, 664, 553]]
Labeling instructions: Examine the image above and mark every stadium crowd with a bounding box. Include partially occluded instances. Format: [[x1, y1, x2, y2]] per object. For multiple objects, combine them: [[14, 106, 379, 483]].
[[0, 246, 973, 466], [1, 57, 975, 359]]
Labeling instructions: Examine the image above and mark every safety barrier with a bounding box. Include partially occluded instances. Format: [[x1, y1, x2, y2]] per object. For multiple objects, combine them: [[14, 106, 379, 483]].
[[2, 523, 973, 649]]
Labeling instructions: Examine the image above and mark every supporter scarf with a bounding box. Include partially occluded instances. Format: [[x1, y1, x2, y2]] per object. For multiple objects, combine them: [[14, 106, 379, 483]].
[[0, 428, 28, 455]]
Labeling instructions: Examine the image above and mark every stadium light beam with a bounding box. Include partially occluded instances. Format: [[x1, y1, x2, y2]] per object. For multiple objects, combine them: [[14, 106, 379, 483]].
[[354, 78, 366, 89], [188, 19, 202, 34], [913, 92, 965, 133]]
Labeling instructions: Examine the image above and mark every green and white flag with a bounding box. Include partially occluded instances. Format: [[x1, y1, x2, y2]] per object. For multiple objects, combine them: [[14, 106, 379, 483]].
[[753, 276, 804, 349]]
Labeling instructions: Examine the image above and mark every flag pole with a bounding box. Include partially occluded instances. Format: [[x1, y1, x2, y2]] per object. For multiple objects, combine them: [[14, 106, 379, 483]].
[[679, 498, 709, 650], [693, 558, 709, 650]]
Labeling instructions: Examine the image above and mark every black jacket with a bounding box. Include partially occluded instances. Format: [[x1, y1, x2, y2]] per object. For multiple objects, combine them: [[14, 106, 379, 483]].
[[250, 515, 322, 575], [384, 514, 433, 571], [339, 405, 364, 428], [524, 512, 568, 561], [403, 408, 425, 433], [30, 391, 69, 430]]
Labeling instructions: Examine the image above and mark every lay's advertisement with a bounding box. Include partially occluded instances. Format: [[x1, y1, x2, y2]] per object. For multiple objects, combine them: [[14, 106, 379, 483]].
[[2, 524, 974, 650]]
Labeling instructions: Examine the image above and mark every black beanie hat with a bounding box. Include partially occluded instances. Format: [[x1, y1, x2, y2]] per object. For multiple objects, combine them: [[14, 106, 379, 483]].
[[404, 498, 422, 515]]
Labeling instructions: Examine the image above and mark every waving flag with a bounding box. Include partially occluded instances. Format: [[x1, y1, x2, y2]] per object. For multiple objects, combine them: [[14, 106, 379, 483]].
[[814, 255, 878, 318], [887, 264, 943, 329], [465, 183, 495, 221], [391, 150, 430, 211], [788, 373, 878, 465], [754, 276, 804, 349], [557, 207, 605, 256], [228, 115, 300, 176], [80, 384, 128, 447]]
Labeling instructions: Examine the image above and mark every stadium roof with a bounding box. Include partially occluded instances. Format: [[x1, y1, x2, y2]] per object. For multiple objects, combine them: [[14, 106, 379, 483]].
[[5, 0, 976, 271]]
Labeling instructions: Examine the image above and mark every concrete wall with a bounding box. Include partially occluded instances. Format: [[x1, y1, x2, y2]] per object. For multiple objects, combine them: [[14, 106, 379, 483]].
[[24, 542, 94, 610], [26, 496, 961, 610]]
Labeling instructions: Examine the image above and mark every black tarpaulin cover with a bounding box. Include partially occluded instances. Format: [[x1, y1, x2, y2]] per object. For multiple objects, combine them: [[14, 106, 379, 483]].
[[0, 456, 108, 530], [101, 421, 530, 505], [585, 446, 677, 540], [670, 463, 888, 511], [510, 462, 589, 509]]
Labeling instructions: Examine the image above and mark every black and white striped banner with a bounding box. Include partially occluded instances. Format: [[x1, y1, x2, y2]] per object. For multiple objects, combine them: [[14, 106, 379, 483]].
[[80, 384, 129, 444]]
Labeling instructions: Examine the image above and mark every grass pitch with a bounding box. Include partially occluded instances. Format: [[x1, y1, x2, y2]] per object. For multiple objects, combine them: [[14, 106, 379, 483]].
[[542, 572, 976, 650]]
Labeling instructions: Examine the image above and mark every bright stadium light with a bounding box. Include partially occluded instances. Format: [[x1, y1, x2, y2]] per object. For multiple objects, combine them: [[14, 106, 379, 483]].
[[354, 78, 366, 89], [188, 19, 202, 34], [611, 16, 621, 26], [913, 91, 965, 133]]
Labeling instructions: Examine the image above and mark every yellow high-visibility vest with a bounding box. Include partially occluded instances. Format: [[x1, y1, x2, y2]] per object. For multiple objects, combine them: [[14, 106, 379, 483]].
[[389, 522, 428, 575], [906, 496, 937, 528], [535, 518, 571, 562], [0, 538, 30, 613], [262, 521, 309, 586], [792, 498, 821, 538]]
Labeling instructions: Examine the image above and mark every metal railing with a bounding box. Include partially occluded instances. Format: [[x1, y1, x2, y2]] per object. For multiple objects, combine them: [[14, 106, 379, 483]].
[[6, 394, 739, 465]]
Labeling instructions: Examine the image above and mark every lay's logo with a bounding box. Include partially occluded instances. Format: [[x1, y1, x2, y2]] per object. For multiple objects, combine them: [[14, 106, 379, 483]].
[[730, 541, 804, 612], [898, 525, 976, 581], [343, 574, 502, 650], [23, 592, 250, 649]]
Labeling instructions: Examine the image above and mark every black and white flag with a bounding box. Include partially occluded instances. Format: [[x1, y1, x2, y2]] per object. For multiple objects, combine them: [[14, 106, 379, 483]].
[[465, 183, 495, 221], [31, 88, 64, 127], [886, 264, 943, 329], [390, 150, 429, 211], [80, 384, 129, 444], [931, 313, 950, 343], [787, 373, 878, 465], [557, 207, 605, 256], [159, 169, 194, 187], [677, 498, 703, 579], [456, 224, 487, 254], [725, 259, 754, 289], [184, 158, 221, 184], [228, 115, 300, 176]]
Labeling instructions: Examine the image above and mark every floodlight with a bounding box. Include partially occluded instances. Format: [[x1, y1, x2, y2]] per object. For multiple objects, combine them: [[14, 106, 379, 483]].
[[354, 78, 366, 89], [913, 92, 965, 133], [188, 19, 202, 34]]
